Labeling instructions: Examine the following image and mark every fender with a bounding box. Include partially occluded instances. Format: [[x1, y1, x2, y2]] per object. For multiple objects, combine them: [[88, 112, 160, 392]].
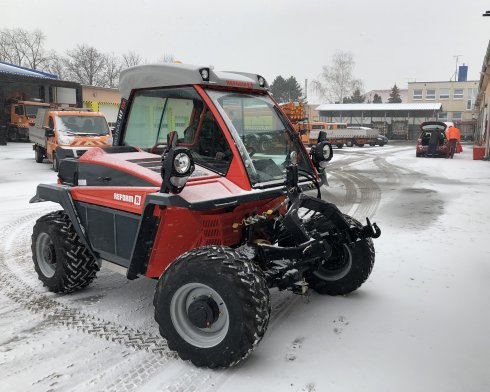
[[30, 184, 97, 259]]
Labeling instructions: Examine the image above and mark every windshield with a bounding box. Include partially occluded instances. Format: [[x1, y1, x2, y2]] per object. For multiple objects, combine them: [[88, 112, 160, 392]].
[[207, 90, 313, 186], [25, 105, 45, 118], [56, 115, 110, 135]]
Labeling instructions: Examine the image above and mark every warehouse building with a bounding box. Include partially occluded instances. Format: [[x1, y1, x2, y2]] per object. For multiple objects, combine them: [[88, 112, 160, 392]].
[[315, 103, 441, 140], [474, 41, 490, 160]]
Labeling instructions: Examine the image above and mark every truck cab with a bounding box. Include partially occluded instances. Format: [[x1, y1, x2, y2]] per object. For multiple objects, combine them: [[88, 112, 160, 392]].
[[6, 100, 50, 141], [29, 108, 112, 170]]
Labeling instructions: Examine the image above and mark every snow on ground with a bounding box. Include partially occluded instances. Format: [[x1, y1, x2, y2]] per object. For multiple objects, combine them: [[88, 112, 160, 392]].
[[0, 142, 489, 392]]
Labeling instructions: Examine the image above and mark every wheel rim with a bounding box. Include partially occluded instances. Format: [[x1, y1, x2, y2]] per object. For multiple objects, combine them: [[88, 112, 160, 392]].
[[313, 244, 352, 281], [170, 282, 229, 348], [35, 232, 57, 278]]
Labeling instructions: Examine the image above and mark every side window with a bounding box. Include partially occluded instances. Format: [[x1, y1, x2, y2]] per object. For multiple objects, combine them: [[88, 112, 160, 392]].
[[122, 87, 233, 175], [123, 87, 202, 150]]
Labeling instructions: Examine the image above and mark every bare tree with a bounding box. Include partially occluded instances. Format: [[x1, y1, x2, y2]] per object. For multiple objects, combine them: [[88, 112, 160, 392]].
[[18, 29, 49, 70], [312, 50, 363, 103], [64, 44, 107, 86], [156, 53, 175, 63], [122, 50, 142, 68], [0, 28, 50, 69], [43, 50, 68, 79], [102, 53, 122, 88]]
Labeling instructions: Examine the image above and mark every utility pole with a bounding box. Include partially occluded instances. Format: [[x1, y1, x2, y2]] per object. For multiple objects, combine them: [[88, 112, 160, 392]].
[[453, 55, 462, 81]]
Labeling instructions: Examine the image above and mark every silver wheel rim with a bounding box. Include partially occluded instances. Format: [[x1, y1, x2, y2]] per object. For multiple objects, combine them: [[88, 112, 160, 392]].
[[314, 244, 352, 281], [35, 232, 56, 278], [170, 282, 229, 348]]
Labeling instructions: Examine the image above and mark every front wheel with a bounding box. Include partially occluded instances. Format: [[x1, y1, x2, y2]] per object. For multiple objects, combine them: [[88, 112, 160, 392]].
[[305, 214, 375, 295], [35, 146, 44, 163], [154, 246, 270, 368]]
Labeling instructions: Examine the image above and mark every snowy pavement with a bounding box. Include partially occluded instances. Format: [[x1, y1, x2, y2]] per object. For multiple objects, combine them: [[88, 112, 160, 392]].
[[1, 142, 489, 391]]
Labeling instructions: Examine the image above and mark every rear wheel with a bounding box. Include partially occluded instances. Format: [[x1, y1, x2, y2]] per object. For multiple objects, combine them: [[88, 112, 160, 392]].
[[8, 126, 19, 142], [154, 246, 270, 368], [369, 143, 375, 147], [305, 214, 375, 295], [52, 153, 59, 172], [356, 143, 365, 147], [346, 140, 353, 147], [35, 146, 44, 163], [336, 144, 343, 149], [259, 138, 272, 152], [31, 211, 99, 293]]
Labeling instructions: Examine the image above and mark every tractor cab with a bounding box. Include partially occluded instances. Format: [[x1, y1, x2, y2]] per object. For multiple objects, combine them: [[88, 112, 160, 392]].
[[113, 64, 329, 193]]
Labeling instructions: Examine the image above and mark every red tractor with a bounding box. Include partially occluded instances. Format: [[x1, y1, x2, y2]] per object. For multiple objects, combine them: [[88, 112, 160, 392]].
[[30, 64, 381, 368]]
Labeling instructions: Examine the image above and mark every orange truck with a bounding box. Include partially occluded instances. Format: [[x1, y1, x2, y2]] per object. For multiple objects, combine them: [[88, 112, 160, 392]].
[[5, 99, 50, 141], [29, 108, 113, 171]]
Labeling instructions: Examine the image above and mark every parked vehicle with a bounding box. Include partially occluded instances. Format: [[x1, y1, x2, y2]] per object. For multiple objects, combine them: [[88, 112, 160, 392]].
[[4, 98, 50, 141], [416, 121, 449, 158], [30, 63, 381, 368], [374, 134, 389, 146], [29, 108, 112, 171]]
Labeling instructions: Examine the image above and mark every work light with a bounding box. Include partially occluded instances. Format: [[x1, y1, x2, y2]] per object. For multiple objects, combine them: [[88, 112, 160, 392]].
[[199, 68, 210, 82], [161, 147, 195, 194]]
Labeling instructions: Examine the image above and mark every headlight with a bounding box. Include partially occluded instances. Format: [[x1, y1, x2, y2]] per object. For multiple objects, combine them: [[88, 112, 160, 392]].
[[322, 144, 332, 160], [173, 152, 191, 174], [58, 134, 74, 145], [289, 151, 298, 165]]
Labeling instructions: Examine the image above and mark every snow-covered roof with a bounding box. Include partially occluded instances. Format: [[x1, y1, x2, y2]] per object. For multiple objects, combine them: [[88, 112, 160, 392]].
[[119, 63, 269, 99], [316, 103, 442, 112], [0, 61, 58, 79]]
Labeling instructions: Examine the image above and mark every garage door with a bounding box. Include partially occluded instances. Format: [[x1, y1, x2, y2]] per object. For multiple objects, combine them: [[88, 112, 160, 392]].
[[99, 103, 119, 125]]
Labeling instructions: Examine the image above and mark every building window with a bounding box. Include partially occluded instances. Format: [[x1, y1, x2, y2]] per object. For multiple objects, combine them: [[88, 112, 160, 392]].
[[439, 88, 450, 99], [426, 89, 435, 100], [413, 89, 422, 100], [452, 112, 462, 121], [453, 89, 464, 99], [438, 112, 448, 121], [467, 88, 477, 110]]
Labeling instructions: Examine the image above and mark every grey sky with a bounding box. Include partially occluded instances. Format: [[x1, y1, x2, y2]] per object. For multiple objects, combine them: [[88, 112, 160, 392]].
[[3, 0, 489, 102]]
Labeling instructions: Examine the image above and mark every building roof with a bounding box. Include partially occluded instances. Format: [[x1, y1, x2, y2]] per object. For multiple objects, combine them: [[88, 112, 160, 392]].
[[119, 63, 269, 99], [0, 61, 58, 79], [316, 103, 442, 112]]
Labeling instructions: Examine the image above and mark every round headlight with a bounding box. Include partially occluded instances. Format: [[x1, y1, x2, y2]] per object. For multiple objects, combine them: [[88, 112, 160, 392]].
[[289, 151, 298, 165], [200, 69, 209, 81], [173, 152, 191, 174], [258, 76, 265, 87], [322, 144, 331, 160]]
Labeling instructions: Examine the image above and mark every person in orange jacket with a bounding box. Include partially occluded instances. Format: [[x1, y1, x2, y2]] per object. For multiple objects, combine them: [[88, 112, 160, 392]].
[[446, 125, 460, 158]]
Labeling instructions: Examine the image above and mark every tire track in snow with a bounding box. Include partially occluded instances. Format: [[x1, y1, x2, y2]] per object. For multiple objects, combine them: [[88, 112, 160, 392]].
[[0, 213, 176, 360]]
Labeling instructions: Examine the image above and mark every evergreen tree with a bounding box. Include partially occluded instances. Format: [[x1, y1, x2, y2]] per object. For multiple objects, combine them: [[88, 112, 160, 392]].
[[373, 93, 382, 103], [270, 75, 302, 103], [351, 88, 365, 103], [388, 84, 402, 103]]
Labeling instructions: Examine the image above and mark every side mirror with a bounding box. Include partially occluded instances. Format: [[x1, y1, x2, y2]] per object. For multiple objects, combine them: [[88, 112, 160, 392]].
[[310, 141, 333, 170], [44, 127, 55, 137]]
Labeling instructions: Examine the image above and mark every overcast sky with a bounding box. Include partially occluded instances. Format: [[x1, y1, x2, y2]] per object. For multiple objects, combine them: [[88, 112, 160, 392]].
[[3, 0, 489, 102]]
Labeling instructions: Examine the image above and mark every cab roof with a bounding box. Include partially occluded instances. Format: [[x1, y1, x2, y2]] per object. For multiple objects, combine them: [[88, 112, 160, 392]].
[[119, 63, 269, 99]]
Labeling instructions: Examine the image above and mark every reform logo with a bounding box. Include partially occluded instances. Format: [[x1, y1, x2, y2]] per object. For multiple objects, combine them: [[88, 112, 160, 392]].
[[113, 192, 141, 206]]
